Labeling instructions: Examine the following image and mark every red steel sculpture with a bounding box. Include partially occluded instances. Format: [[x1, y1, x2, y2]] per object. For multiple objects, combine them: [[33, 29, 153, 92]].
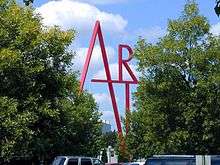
[[80, 21, 138, 136]]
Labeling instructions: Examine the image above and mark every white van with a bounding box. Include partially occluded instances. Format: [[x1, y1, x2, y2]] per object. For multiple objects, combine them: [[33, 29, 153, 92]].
[[52, 156, 104, 165]]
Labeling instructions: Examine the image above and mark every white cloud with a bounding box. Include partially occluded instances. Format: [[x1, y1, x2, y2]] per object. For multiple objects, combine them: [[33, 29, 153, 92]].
[[73, 45, 115, 71], [72, 0, 126, 5], [135, 26, 166, 40], [93, 93, 111, 104], [36, 0, 127, 35], [123, 26, 166, 43], [93, 93, 117, 129], [93, 92, 118, 105], [93, 63, 139, 80], [210, 23, 220, 36]]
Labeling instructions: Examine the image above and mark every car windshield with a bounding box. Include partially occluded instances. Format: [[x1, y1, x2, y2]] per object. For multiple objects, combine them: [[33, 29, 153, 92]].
[[52, 157, 66, 165]]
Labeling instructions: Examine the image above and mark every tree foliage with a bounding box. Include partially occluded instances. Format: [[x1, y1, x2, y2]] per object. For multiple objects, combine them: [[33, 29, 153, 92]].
[[127, 0, 220, 158], [100, 131, 118, 148], [0, 0, 101, 162]]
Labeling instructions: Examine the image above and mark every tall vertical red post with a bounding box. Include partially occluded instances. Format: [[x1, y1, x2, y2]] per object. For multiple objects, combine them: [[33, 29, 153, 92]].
[[125, 83, 130, 134]]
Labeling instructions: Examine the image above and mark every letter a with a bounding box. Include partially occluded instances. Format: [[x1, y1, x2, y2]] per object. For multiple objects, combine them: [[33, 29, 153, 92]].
[[80, 21, 112, 91], [79, 21, 123, 134]]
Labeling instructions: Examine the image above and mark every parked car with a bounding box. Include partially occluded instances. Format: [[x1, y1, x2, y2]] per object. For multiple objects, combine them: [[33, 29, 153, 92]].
[[123, 162, 145, 165], [145, 155, 220, 165], [145, 155, 196, 165], [105, 163, 123, 165], [52, 156, 104, 165]]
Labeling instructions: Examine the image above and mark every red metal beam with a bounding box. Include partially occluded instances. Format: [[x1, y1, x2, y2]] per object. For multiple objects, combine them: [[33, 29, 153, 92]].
[[91, 79, 137, 84]]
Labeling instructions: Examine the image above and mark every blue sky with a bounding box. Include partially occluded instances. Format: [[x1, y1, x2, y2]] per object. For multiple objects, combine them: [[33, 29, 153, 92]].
[[18, 0, 220, 130]]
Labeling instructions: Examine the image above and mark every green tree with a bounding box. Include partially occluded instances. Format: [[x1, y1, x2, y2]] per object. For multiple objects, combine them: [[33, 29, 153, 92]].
[[101, 131, 118, 148], [127, 0, 220, 158], [0, 0, 101, 163]]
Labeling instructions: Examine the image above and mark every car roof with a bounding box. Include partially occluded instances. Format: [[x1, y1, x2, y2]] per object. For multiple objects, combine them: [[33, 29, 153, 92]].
[[147, 155, 195, 160], [123, 162, 144, 165], [55, 156, 95, 159]]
